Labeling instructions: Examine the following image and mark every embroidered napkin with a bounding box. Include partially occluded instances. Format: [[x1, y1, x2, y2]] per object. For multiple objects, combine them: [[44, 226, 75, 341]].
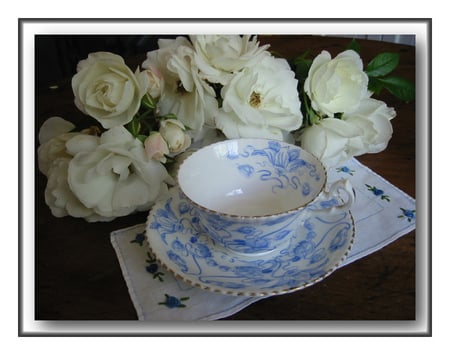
[[110, 158, 416, 320]]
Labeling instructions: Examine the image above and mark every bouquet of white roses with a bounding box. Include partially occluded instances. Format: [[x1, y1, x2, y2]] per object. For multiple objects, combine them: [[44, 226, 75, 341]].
[[38, 35, 414, 222]]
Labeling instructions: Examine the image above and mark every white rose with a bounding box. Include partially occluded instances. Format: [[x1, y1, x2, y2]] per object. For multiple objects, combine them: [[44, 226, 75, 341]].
[[344, 98, 396, 154], [72, 52, 146, 129], [159, 119, 191, 154], [190, 35, 270, 85], [215, 55, 303, 141], [300, 118, 363, 168], [38, 116, 75, 145], [44, 158, 114, 222], [67, 126, 174, 218], [299, 98, 396, 168], [38, 117, 103, 176], [142, 37, 218, 135], [38, 132, 82, 176], [37, 117, 81, 176], [304, 50, 369, 117]]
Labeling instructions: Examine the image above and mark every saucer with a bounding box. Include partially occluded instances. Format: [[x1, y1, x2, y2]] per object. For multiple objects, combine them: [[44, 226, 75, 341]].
[[146, 187, 355, 297]]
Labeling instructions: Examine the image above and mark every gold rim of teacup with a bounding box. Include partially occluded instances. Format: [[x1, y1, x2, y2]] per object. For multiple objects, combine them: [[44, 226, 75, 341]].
[[177, 139, 328, 220]]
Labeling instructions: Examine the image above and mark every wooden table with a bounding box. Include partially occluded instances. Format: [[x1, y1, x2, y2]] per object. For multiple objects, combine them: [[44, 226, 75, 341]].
[[35, 35, 417, 322]]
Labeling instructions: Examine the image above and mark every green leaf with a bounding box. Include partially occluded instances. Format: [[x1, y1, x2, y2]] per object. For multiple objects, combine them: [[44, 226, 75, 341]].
[[295, 58, 312, 80], [365, 52, 400, 77], [368, 77, 385, 95], [127, 118, 141, 137], [294, 50, 311, 61], [292, 51, 311, 78], [376, 76, 415, 101], [142, 93, 156, 110], [161, 113, 177, 120], [346, 39, 361, 54], [137, 134, 147, 143], [270, 50, 284, 58], [292, 55, 313, 91]]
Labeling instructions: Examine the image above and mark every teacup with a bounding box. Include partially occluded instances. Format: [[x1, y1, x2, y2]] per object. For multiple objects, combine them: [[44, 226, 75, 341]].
[[178, 138, 355, 255]]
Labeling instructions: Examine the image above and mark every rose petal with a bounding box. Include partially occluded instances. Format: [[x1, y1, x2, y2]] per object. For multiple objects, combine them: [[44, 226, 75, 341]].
[[65, 135, 100, 156], [38, 117, 75, 144]]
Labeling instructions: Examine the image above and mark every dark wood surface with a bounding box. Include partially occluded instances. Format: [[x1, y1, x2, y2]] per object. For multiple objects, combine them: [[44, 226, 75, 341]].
[[35, 35, 417, 321]]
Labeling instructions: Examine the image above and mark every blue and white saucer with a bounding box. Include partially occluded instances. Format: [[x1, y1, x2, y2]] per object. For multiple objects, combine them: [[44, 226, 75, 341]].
[[146, 187, 355, 297]]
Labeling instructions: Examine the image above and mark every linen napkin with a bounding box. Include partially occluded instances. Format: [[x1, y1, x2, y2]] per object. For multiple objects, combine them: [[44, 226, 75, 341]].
[[110, 158, 416, 320]]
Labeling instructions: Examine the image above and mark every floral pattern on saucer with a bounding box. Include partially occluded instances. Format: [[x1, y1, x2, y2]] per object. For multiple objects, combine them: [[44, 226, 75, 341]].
[[146, 187, 355, 296]]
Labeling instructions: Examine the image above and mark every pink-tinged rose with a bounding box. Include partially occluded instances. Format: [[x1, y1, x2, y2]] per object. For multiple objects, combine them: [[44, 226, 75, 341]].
[[140, 64, 164, 99], [144, 132, 170, 163]]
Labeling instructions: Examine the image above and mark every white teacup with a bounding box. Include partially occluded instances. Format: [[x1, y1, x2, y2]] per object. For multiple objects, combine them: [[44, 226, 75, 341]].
[[178, 138, 354, 255]]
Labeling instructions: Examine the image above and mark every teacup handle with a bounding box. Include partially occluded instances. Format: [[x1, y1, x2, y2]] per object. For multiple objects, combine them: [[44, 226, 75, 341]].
[[310, 179, 355, 214]]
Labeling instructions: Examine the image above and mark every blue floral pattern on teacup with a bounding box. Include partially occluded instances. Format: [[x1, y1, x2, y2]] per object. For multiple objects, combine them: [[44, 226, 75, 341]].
[[229, 140, 321, 195]]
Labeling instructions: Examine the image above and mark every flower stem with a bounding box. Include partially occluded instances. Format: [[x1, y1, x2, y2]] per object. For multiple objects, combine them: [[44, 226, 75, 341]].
[[302, 91, 320, 126]]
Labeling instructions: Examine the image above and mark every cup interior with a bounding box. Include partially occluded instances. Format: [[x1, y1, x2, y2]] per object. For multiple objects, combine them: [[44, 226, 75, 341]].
[[178, 139, 326, 217]]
